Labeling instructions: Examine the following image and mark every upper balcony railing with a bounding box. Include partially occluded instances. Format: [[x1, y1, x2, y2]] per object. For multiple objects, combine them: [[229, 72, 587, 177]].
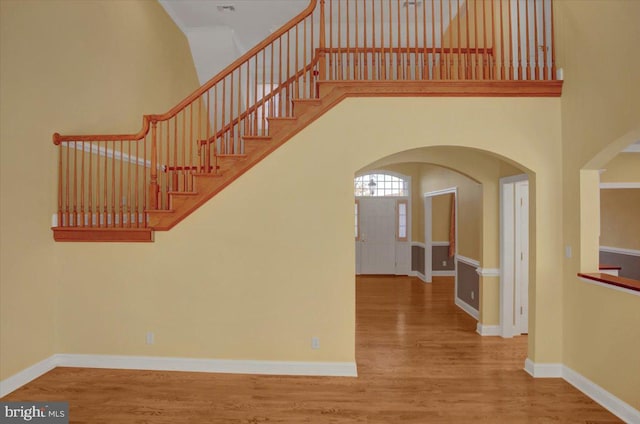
[[52, 0, 557, 232]]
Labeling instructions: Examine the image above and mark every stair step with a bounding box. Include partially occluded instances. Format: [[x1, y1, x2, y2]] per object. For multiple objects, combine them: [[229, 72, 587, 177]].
[[242, 135, 272, 142], [267, 117, 298, 134], [292, 98, 322, 116], [52, 227, 153, 242], [216, 154, 248, 159]]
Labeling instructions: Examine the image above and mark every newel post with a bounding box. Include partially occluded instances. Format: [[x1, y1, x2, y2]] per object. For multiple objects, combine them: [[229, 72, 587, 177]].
[[318, 0, 327, 81], [149, 120, 159, 210]]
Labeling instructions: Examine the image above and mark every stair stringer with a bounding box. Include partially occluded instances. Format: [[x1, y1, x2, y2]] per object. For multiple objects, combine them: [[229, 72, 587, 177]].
[[148, 79, 563, 231]]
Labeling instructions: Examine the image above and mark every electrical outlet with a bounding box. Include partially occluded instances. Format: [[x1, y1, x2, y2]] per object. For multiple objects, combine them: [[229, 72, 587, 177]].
[[471, 291, 474, 300], [442, 260, 447, 266], [311, 337, 320, 350], [146, 331, 154, 345]]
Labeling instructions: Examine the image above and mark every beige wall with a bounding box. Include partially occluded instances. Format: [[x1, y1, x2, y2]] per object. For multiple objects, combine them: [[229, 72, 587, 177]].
[[600, 189, 640, 251], [0, 0, 199, 380], [432, 194, 453, 243], [557, 0, 640, 409], [600, 153, 640, 183]]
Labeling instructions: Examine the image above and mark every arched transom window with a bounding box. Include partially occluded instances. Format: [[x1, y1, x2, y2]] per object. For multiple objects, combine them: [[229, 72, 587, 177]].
[[354, 173, 409, 197]]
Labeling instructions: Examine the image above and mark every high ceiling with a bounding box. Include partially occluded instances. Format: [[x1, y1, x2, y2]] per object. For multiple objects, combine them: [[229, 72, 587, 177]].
[[160, 1, 308, 57]]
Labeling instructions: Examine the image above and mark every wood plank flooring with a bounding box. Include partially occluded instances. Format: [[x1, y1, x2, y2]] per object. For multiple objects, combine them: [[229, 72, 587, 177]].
[[2, 276, 621, 423]]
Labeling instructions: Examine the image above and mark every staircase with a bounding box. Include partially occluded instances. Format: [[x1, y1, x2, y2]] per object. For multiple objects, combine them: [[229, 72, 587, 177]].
[[52, 0, 561, 242]]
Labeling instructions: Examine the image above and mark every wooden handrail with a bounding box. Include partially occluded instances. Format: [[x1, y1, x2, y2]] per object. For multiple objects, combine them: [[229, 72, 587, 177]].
[[53, 0, 318, 145], [199, 56, 321, 147]]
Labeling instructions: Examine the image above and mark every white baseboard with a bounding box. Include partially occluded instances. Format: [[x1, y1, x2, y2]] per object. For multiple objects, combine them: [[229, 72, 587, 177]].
[[409, 270, 429, 283], [599, 245, 640, 257], [432, 270, 455, 277], [0, 356, 57, 397], [455, 297, 479, 320], [525, 359, 640, 423], [563, 365, 640, 423], [524, 358, 563, 377], [0, 354, 358, 397], [476, 323, 501, 336], [456, 255, 480, 268]]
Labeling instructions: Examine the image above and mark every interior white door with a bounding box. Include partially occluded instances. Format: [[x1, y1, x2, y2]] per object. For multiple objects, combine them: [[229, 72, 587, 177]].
[[514, 181, 529, 334], [358, 198, 397, 274]]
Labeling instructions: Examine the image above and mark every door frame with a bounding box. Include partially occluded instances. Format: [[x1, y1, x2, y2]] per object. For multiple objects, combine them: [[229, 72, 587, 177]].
[[424, 187, 458, 286], [499, 174, 529, 338]]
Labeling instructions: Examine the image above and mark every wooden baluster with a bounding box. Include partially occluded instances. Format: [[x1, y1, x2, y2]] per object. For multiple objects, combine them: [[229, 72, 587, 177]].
[[310, 14, 315, 96], [346, 0, 350, 80], [337, 2, 342, 79], [221, 79, 226, 153], [499, 0, 505, 79], [482, 0, 488, 79], [508, 0, 514, 80], [379, 0, 385, 80], [134, 139, 138, 227], [516, 0, 522, 79], [254, 57, 259, 131], [127, 140, 132, 227], [229, 73, 234, 154], [102, 141, 108, 224], [119, 139, 123, 227], [455, 0, 460, 79], [354, 0, 359, 80], [422, 0, 427, 79], [245, 63, 251, 133], [189, 104, 193, 191], [142, 136, 147, 223], [551, 0, 556, 80], [329, 0, 334, 80], [439, 0, 444, 79], [525, 0, 531, 80], [372, 0, 376, 80], [542, 0, 547, 80], [533, 0, 539, 80], [474, 0, 480, 79], [57, 145, 62, 226], [111, 141, 116, 226], [238, 70, 243, 152], [150, 121, 158, 210], [79, 141, 85, 227], [397, 0, 402, 79], [173, 117, 178, 191], [304, 18, 308, 96], [72, 141, 77, 226], [405, 0, 410, 79], [364, 0, 369, 80], [491, 0, 496, 79], [286, 33, 291, 113], [389, 0, 393, 79], [88, 141, 93, 226], [432, 0, 442, 80], [415, 1, 419, 79], [465, 0, 471, 79], [206, 90, 212, 172], [448, 0, 453, 79]]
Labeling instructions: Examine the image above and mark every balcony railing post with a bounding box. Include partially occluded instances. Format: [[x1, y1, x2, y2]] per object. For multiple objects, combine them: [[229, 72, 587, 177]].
[[149, 120, 159, 210], [318, 0, 327, 81]]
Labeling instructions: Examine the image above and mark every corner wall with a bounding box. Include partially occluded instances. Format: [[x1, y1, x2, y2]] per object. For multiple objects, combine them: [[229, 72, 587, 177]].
[[0, 0, 199, 380], [556, 0, 640, 409]]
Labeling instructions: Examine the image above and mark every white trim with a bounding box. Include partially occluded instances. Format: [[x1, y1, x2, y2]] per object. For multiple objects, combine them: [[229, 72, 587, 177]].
[[432, 270, 455, 277], [579, 277, 640, 297], [409, 270, 429, 283], [524, 358, 563, 378], [411, 241, 426, 249], [456, 255, 480, 268], [54, 354, 358, 377], [600, 182, 640, 189], [599, 246, 640, 257], [66, 141, 153, 169], [0, 354, 357, 396], [0, 356, 57, 397], [476, 323, 501, 336], [431, 241, 450, 247], [424, 187, 458, 197], [455, 297, 479, 320], [524, 360, 640, 423], [563, 366, 640, 424], [622, 142, 640, 153], [475, 267, 500, 277]]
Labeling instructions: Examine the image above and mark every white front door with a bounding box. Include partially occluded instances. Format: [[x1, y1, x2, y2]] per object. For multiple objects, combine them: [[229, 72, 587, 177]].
[[357, 198, 397, 274]]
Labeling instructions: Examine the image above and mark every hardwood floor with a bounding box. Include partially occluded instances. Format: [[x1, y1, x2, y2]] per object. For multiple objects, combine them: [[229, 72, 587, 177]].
[[2, 276, 621, 423]]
